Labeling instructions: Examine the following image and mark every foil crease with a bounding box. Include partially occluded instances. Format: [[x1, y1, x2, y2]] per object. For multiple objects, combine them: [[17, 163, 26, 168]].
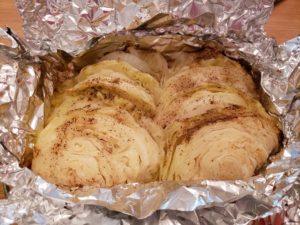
[[0, 0, 300, 224]]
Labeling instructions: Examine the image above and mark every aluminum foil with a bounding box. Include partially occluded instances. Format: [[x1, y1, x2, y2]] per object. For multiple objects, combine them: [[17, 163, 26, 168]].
[[16, 0, 275, 55], [1, 0, 300, 224]]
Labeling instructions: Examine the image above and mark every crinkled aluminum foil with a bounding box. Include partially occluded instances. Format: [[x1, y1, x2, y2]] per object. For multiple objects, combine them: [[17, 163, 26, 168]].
[[0, 0, 300, 224], [17, 0, 275, 55]]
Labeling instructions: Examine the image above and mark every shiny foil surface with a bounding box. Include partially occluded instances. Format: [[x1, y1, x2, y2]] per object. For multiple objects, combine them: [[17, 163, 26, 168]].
[[0, 0, 300, 224]]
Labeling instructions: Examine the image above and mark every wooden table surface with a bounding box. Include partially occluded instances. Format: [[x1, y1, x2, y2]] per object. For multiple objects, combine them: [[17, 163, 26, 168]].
[[0, 0, 300, 200]]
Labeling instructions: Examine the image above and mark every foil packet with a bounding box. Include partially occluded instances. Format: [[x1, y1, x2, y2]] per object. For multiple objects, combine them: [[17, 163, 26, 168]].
[[1, 0, 300, 224]]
